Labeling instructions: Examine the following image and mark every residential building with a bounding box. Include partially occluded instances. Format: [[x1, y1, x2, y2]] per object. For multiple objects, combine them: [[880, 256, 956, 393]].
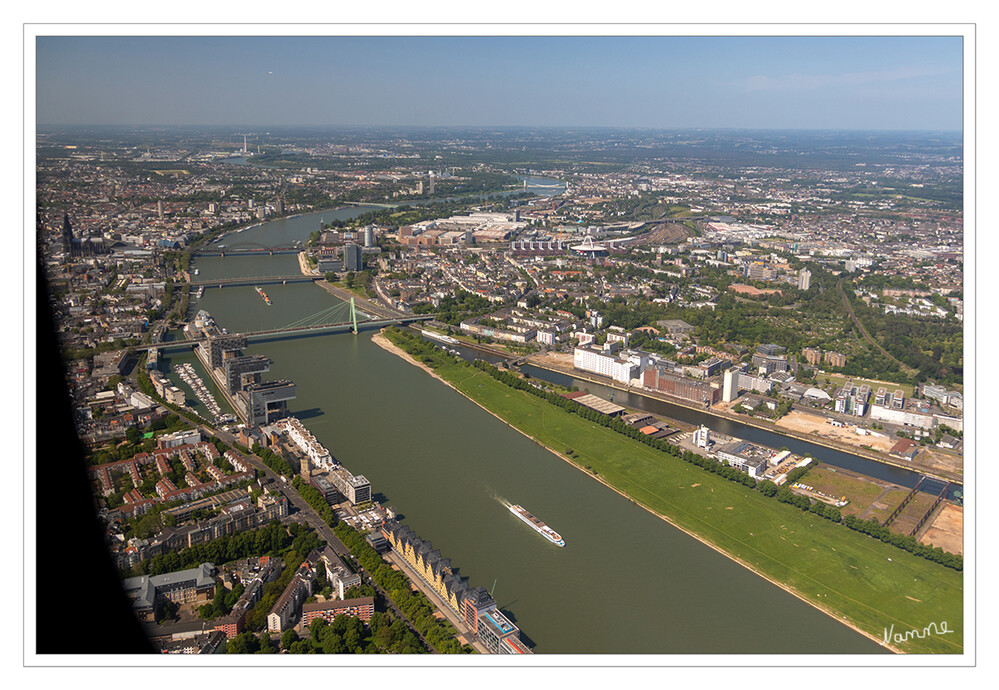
[[267, 566, 314, 633], [301, 597, 375, 626], [802, 347, 822, 366], [823, 351, 847, 368]]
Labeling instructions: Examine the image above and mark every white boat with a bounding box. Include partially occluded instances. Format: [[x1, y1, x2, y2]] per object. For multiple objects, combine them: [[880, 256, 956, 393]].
[[421, 329, 459, 345], [509, 505, 564, 547]]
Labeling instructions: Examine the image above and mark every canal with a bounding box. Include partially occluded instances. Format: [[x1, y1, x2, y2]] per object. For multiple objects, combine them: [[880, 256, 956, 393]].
[[169, 179, 886, 654]]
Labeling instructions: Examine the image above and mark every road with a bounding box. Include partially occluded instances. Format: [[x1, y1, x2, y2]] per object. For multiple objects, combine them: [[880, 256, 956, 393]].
[[383, 550, 489, 654], [316, 280, 407, 321], [202, 425, 439, 653]]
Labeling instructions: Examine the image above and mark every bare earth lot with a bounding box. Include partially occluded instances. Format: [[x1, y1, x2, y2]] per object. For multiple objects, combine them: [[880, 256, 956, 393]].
[[920, 503, 964, 556], [775, 411, 896, 452]]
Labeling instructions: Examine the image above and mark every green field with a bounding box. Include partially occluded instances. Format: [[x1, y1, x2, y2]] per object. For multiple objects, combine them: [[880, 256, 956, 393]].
[[401, 350, 963, 654], [806, 467, 887, 517], [819, 372, 914, 399]]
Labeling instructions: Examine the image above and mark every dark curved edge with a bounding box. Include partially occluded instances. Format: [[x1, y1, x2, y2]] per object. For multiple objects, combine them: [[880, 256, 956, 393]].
[[36, 256, 155, 654]]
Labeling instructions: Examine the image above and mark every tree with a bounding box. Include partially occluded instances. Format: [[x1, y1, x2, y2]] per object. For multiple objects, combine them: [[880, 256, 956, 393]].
[[226, 632, 260, 654], [309, 617, 329, 642], [757, 480, 779, 497], [257, 634, 278, 654], [342, 616, 364, 651], [322, 632, 347, 655], [281, 628, 300, 650], [288, 640, 312, 654], [125, 425, 142, 444]]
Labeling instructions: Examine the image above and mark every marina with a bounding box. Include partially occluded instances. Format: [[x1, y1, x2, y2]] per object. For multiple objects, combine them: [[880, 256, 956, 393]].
[[173, 361, 236, 425]]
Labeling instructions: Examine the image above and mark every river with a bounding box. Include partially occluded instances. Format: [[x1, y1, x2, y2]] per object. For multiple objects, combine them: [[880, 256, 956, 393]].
[[165, 181, 886, 654]]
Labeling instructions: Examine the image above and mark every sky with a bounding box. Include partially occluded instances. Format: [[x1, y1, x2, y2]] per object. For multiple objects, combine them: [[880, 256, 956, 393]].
[[34, 35, 964, 131]]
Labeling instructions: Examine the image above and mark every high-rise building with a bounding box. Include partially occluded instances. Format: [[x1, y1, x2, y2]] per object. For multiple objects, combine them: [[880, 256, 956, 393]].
[[237, 380, 296, 426], [343, 243, 362, 271], [207, 334, 247, 369], [798, 268, 812, 291], [363, 226, 375, 248], [722, 368, 740, 403], [223, 354, 273, 395]]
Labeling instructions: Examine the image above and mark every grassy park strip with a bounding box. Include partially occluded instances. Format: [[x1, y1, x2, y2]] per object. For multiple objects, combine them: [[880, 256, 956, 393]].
[[376, 329, 963, 654]]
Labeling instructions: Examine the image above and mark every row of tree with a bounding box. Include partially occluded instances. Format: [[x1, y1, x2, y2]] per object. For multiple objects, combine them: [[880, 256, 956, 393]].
[[384, 328, 962, 572], [333, 522, 474, 654], [292, 475, 334, 525], [229, 608, 426, 655], [251, 443, 295, 477], [842, 514, 963, 570], [121, 519, 294, 578]]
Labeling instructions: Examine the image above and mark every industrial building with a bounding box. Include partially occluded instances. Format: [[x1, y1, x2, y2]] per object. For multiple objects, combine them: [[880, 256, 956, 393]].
[[642, 366, 720, 407], [573, 345, 647, 384]]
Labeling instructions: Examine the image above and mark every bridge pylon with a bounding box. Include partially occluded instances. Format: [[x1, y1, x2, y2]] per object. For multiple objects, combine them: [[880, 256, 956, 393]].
[[350, 297, 358, 334]]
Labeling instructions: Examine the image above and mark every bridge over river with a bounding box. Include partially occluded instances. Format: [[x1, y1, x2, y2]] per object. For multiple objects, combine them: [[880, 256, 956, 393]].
[[187, 275, 318, 288], [192, 246, 302, 256], [136, 314, 431, 354]]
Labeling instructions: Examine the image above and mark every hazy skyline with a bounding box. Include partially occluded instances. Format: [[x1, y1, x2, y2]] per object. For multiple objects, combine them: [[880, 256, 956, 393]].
[[35, 35, 964, 131]]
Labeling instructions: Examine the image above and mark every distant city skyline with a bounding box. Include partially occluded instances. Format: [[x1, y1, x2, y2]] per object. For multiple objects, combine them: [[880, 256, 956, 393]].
[[35, 35, 964, 131]]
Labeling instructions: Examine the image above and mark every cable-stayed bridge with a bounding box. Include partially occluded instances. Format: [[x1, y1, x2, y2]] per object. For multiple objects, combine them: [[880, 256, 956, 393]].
[[135, 299, 429, 353]]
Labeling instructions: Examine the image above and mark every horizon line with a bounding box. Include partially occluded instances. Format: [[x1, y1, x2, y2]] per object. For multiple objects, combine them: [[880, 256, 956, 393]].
[[36, 124, 964, 134]]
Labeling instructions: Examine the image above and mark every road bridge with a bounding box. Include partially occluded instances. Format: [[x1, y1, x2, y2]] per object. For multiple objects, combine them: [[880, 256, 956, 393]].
[[188, 275, 317, 288], [193, 246, 302, 256], [134, 314, 432, 354]]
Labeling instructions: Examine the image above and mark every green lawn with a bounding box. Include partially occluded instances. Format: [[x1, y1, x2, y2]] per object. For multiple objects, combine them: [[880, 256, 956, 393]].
[[806, 467, 886, 517], [819, 373, 914, 399], [424, 360, 963, 654]]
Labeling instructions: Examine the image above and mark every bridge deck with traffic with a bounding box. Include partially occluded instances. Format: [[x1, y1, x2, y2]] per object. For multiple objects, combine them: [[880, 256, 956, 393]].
[[136, 314, 432, 353], [188, 275, 317, 287]]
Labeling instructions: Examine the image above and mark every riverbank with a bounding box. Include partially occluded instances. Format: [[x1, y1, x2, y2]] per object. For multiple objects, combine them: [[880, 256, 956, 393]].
[[297, 250, 319, 277], [372, 329, 964, 655], [522, 354, 963, 485]]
